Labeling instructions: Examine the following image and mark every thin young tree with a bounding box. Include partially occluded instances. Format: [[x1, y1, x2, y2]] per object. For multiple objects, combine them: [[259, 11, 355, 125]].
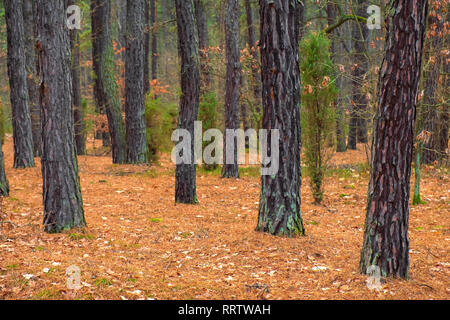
[[23, 0, 41, 157], [4, 0, 35, 168], [0, 118, 9, 196], [174, 0, 200, 203], [360, 0, 428, 279], [222, 0, 241, 179], [150, 0, 158, 82], [36, 0, 86, 233], [91, 0, 127, 163], [125, 0, 149, 164], [256, 0, 305, 237]]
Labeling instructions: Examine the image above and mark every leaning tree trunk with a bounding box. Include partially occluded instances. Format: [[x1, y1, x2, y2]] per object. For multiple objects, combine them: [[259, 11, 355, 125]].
[[360, 0, 428, 279], [174, 0, 200, 203], [4, 0, 35, 168], [195, 0, 212, 93], [222, 0, 241, 179], [422, 2, 445, 164], [91, 0, 127, 163], [70, 0, 86, 156], [256, 0, 305, 237], [23, 0, 41, 157], [125, 0, 149, 164], [36, 0, 86, 233], [348, 0, 369, 149]]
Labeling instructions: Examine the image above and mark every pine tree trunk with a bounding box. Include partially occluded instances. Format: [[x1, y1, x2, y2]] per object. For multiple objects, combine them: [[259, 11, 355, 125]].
[[222, 0, 241, 179], [23, 0, 41, 157], [174, 0, 200, 204], [91, 0, 127, 163], [4, 0, 35, 168], [69, 0, 86, 156], [36, 0, 86, 233], [150, 0, 158, 82], [360, 0, 428, 279], [144, 0, 150, 94], [256, 0, 305, 237], [422, 3, 445, 164], [126, 0, 149, 164], [195, 0, 211, 93]]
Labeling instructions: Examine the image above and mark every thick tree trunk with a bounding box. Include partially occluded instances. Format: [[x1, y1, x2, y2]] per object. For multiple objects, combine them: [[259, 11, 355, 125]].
[[91, 0, 127, 163], [256, 0, 305, 237], [174, 0, 200, 203], [23, 0, 41, 157], [326, 2, 347, 153], [195, 0, 211, 93], [360, 0, 428, 279], [150, 0, 158, 82], [222, 0, 241, 179], [36, 0, 86, 233], [126, 0, 149, 164], [422, 3, 445, 164], [245, 0, 262, 110], [69, 0, 86, 156], [4, 0, 35, 168], [348, 0, 369, 149]]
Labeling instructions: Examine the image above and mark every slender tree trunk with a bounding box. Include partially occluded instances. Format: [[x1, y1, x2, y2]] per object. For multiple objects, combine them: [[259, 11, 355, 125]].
[[422, 2, 445, 164], [91, 0, 127, 163], [195, 0, 211, 93], [126, 0, 149, 164], [0, 144, 9, 196], [348, 0, 369, 149], [69, 0, 86, 156], [36, 0, 86, 233], [4, 0, 35, 168], [150, 0, 158, 81], [222, 0, 241, 179], [256, 0, 305, 237], [23, 0, 41, 157], [174, 0, 200, 203], [439, 29, 449, 160], [144, 0, 150, 94], [360, 0, 428, 279]]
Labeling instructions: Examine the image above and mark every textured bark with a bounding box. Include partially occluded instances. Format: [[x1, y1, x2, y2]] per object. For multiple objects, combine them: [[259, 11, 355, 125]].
[[69, 0, 86, 156], [0, 145, 9, 196], [245, 0, 262, 108], [150, 0, 158, 81], [144, 0, 150, 93], [222, 0, 241, 179], [360, 0, 428, 279], [23, 0, 41, 157], [126, 0, 149, 164], [326, 2, 347, 153], [92, 0, 127, 163], [36, 0, 86, 233], [348, 0, 369, 149], [4, 0, 35, 168], [195, 0, 211, 93], [422, 4, 445, 164], [175, 0, 200, 203], [256, 0, 305, 237]]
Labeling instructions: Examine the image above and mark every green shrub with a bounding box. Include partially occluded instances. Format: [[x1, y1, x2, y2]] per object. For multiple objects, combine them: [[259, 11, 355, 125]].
[[145, 95, 178, 162], [300, 32, 337, 204], [198, 91, 219, 171]]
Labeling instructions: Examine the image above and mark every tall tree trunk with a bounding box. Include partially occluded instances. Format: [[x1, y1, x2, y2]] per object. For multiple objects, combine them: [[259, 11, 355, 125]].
[[422, 2, 445, 164], [245, 0, 262, 111], [4, 0, 35, 168], [174, 0, 200, 203], [150, 0, 158, 82], [195, 0, 211, 93], [36, 0, 86, 233], [360, 0, 428, 279], [327, 2, 347, 153], [144, 0, 150, 94], [23, 0, 41, 157], [256, 0, 305, 237], [126, 0, 149, 164], [91, 0, 127, 163], [348, 0, 369, 149], [69, 0, 86, 156], [222, 0, 241, 179]]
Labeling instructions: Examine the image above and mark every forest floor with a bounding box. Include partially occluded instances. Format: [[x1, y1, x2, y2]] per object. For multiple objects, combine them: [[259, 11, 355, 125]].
[[0, 135, 448, 300]]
